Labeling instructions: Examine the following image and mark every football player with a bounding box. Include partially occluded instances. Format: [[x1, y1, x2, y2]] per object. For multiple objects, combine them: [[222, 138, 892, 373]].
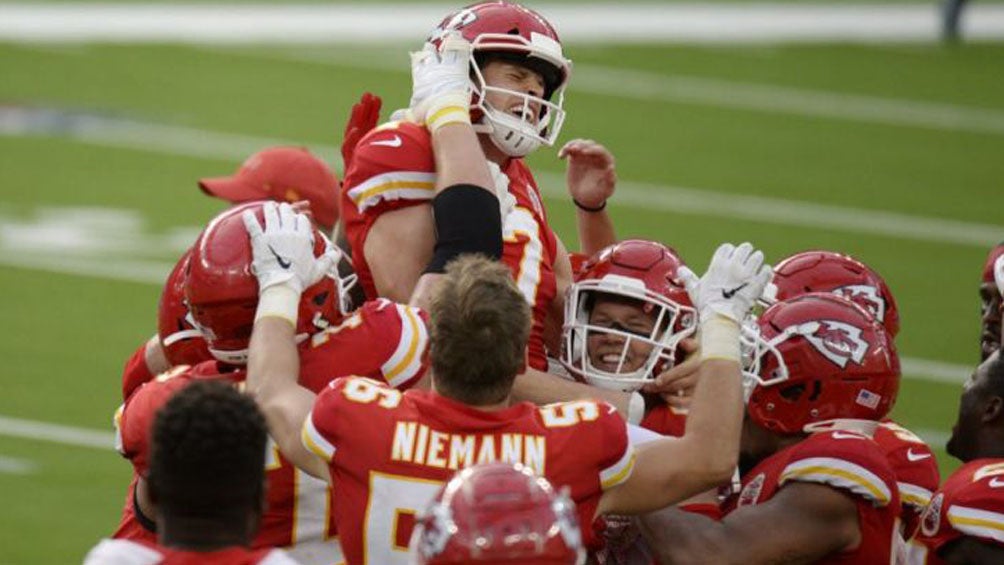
[[242, 187, 770, 564], [766, 249, 940, 536], [639, 293, 903, 563], [980, 243, 1004, 361], [908, 350, 1004, 563], [560, 239, 697, 437], [87, 381, 298, 564], [339, 2, 648, 418], [110, 202, 430, 564], [411, 463, 585, 564]]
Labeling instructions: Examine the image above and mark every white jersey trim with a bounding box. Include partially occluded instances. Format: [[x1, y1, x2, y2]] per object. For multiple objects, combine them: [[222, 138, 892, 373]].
[[381, 304, 428, 389], [899, 481, 934, 509], [779, 456, 892, 506], [599, 422, 637, 490], [302, 412, 338, 462], [346, 171, 435, 213], [83, 539, 162, 565], [947, 504, 1004, 544]]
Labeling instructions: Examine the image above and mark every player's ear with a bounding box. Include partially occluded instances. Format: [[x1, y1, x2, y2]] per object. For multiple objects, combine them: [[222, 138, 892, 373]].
[[982, 395, 1004, 423]]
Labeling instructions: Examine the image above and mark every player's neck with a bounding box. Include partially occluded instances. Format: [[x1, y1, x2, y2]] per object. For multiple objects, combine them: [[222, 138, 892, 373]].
[[973, 431, 1004, 460], [159, 515, 252, 552], [479, 134, 512, 167]]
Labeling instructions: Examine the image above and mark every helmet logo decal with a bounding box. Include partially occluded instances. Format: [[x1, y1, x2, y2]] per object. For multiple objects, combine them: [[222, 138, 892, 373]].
[[802, 320, 869, 368], [832, 284, 885, 322], [430, 8, 478, 42]]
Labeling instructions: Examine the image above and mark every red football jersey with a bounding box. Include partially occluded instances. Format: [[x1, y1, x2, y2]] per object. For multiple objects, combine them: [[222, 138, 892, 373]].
[[873, 419, 941, 537], [301, 299, 429, 391], [639, 403, 688, 438], [341, 121, 559, 370], [302, 377, 636, 565], [725, 431, 901, 564], [111, 362, 338, 560], [84, 538, 297, 565], [908, 458, 1004, 564]]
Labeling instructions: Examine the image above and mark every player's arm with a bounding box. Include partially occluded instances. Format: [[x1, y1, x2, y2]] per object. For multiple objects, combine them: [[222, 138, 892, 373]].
[[598, 243, 772, 514], [940, 537, 1004, 564], [543, 235, 573, 355], [559, 138, 617, 256], [637, 482, 860, 564], [407, 34, 499, 310], [243, 203, 334, 482], [511, 367, 642, 423], [365, 205, 435, 302]]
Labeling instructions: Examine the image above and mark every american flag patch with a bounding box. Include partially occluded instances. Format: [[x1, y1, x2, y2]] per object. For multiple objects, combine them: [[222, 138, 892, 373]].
[[856, 389, 881, 410]]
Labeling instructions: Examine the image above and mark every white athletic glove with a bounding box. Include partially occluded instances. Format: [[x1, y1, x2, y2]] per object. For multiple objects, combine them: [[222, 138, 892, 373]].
[[242, 202, 335, 324], [409, 33, 473, 132], [678, 242, 772, 324], [679, 242, 772, 362]]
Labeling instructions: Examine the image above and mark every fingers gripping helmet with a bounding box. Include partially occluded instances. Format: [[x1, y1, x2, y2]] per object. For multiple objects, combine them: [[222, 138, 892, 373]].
[[744, 293, 901, 435], [185, 202, 353, 365], [157, 248, 212, 367], [764, 250, 900, 338], [411, 463, 585, 564], [427, 1, 572, 157], [561, 240, 697, 391]]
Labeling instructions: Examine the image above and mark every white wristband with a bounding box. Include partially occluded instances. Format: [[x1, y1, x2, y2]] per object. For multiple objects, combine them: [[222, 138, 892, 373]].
[[627, 391, 646, 425], [255, 285, 300, 327], [425, 91, 471, 133], [700, 314, 741, 363]]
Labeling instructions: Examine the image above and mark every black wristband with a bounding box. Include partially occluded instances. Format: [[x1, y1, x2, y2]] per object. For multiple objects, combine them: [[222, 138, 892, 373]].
[[573, 198, 607, 213], [424, 184, 503, 274]]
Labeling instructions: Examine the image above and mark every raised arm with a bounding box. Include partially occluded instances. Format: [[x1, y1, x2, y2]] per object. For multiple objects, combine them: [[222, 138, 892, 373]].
[[598, 243, 772, 514], [560, 138, 618, 256], [243, 202, 334, 481]]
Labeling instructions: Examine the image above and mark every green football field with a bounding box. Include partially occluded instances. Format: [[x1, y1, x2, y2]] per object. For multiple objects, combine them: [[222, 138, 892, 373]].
[[2, 7, 1004, 561]]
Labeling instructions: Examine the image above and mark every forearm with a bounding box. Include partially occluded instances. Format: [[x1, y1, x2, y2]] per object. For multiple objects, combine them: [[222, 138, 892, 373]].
[[575, 207, 617, 256], [681, 358, 743, 480], [638, 506, 732, 564], [511, 367, 632, 416], [431, 123, 493, 193]]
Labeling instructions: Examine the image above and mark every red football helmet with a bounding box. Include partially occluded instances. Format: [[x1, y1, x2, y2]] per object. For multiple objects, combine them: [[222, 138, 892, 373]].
[[744, 293, 900, 435], [427, 1, 572, 157], [157, 248, 213, 367], [185, 202, 355, 365], [411, 463, 585, 564], [764, 250, 900, 338], [561, 240, 696, 391]]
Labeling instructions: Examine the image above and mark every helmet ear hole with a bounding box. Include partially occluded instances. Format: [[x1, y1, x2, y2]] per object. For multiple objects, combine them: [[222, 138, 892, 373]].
[[779, 384, 805, 402]]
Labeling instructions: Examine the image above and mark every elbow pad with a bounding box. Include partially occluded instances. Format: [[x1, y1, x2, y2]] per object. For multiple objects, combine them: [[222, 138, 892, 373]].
[[424, 184, 503, 274]]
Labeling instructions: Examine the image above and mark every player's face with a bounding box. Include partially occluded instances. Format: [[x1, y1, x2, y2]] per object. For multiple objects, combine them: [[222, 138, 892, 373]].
[[586, 296, 657, 374], [947, 352, 998, 462], [980, 281, 1002, 361], [480, 60, 546, 125]]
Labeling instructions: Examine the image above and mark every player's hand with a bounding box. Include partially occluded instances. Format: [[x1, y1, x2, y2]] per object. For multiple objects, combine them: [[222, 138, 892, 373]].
[[559, 139, 616, 210], [409, 33, 473, 129], [643, 338, 700, 408], [678, 242, 772, 324], [341, 92, 382, 168], [242, 202, 334, 295]]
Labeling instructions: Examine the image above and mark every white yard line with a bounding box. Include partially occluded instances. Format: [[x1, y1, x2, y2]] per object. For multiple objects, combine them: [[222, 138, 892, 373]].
[[211, 44, 1004, 137], [4, 107, 1000, 247], [0, 455, 38, 475], [3, 3, 1004, 43]]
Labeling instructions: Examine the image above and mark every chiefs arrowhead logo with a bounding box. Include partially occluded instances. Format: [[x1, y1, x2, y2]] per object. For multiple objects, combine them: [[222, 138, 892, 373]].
[[801, 320, 870, 368], [921, 492, 943, 537], [738, 473, 766, 507], [832, 284, 886, 323]]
